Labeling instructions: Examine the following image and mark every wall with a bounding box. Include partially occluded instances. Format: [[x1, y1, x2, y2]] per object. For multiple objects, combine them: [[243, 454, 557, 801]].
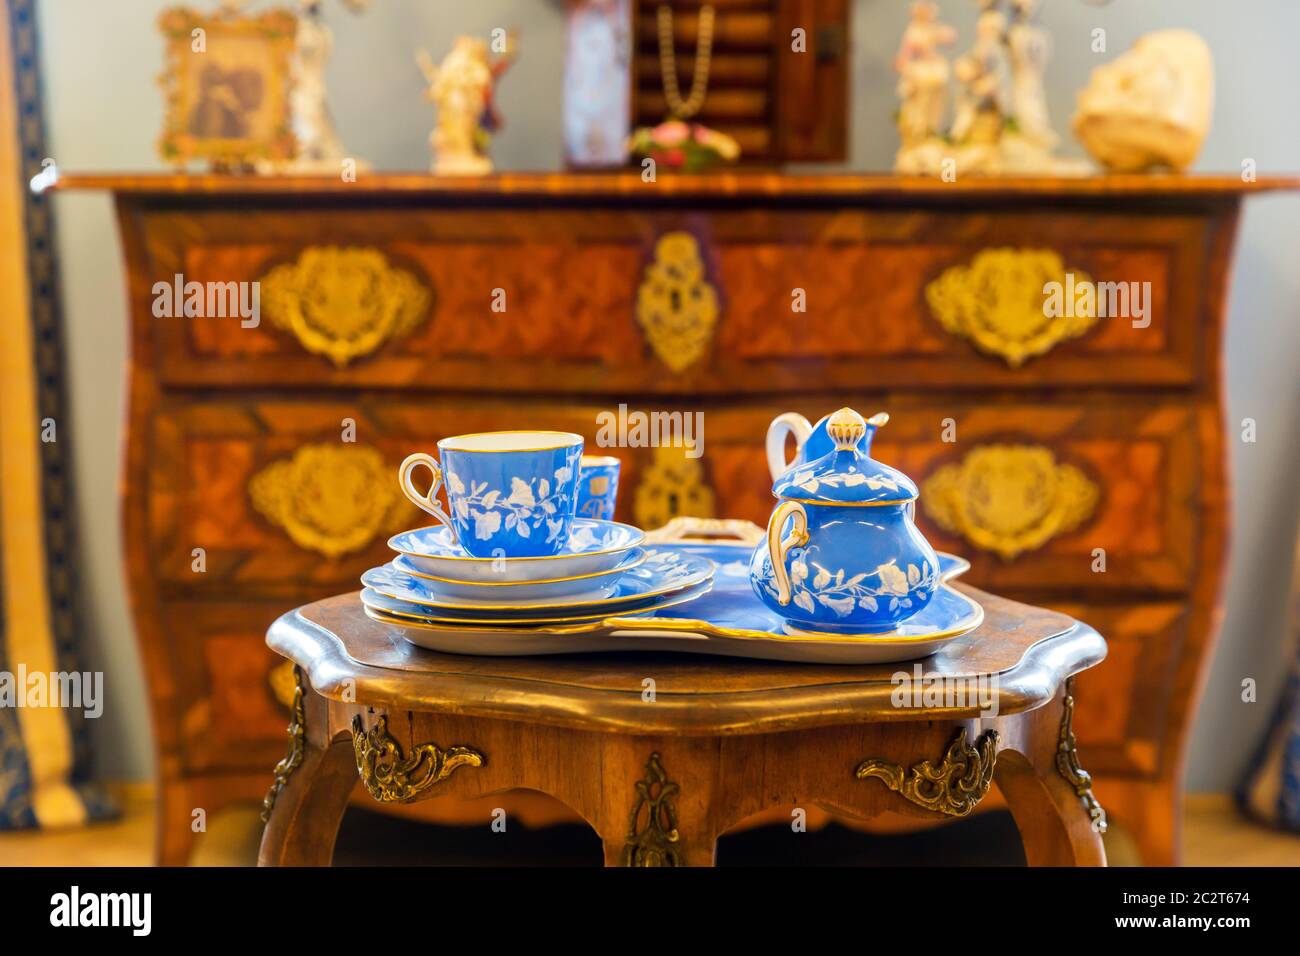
[[36, 0, 1300, 790]]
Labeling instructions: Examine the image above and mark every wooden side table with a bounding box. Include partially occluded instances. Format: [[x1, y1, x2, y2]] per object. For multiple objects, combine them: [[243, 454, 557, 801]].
[[258, 588, 1108, 867]]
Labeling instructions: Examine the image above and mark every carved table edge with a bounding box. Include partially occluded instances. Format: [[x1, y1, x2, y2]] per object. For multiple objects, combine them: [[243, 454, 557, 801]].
[[266, 608, 1107, 737]]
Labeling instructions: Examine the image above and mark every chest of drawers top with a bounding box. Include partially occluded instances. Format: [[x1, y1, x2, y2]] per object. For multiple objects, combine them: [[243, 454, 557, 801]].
[[63, 171, 1293, 397]]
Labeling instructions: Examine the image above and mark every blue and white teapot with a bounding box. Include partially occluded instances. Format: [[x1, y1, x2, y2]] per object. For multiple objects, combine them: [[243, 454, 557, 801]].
[[750, 407, 941, 635]]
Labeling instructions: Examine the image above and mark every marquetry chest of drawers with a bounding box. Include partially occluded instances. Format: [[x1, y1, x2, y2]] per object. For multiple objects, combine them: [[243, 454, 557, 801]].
[[63, 171, 1293, 864]]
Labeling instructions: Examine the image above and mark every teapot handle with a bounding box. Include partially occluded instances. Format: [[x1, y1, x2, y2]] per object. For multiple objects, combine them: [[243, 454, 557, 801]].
[[766, 499, 809, 606], [766, 413, 814, 481]]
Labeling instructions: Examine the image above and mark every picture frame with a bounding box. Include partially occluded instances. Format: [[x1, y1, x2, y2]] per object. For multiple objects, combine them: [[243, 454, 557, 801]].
[[157, 6, 298, 171]]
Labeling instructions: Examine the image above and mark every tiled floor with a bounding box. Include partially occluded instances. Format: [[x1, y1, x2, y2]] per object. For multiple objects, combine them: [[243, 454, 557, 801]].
[[1, 791, 1296, 866]]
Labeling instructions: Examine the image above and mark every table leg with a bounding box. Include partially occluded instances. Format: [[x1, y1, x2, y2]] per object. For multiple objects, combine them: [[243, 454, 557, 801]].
[[257, 676, 356, 866], [996, 690, 1108, 867], [598, 748, 720, 867]]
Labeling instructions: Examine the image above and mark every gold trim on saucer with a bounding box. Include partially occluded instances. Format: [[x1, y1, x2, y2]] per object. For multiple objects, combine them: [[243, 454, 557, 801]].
[[364, 581, 982, 648], [387, 521, 646, 564], [395, 549, 647, 586], [363, 556, 717, 616], [436, 430, 585, 453], [363, 580, 715, 627]]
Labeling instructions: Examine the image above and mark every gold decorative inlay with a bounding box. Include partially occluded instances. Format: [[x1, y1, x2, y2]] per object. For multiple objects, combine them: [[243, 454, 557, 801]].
[[1057, 680, 1108, 833], [921, 444, 1099, 561], [261, 664, 306, 823], [926, 248, 1097, 367], [624, 752, 683, 866], [633, 446, 716, 531], [352, 714, 483, 804], [856, 728, 998, 818], [261, 246, 431, 366], [635, 231, 719, 372], [268, 659, 298, 709], [250, 443, 411, 559]]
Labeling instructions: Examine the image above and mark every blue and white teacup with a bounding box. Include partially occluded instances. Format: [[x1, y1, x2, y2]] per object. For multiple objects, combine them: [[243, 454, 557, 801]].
[[576, 455, 621, 521], [398, 431, 584, 558]]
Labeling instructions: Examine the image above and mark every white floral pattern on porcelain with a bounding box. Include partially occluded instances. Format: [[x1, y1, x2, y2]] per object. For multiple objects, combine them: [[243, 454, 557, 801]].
[[758, 555, 939, 620], [786, 466, 902, 497], [446, 466, 574, 543]]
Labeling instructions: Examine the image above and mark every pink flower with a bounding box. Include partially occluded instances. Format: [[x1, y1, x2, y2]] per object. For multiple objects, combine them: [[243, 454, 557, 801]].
[[652, 120, 691, 146], [692, 125, 741, 161]]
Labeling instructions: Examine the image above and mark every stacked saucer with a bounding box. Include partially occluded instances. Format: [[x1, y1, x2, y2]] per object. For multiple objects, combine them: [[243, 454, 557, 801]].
[[363, 518, 715, 629]]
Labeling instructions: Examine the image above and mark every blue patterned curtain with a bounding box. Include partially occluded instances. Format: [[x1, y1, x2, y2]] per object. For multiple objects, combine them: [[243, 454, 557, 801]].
[[0, 0, 115, 830], [1236, 536, 1300, 832]]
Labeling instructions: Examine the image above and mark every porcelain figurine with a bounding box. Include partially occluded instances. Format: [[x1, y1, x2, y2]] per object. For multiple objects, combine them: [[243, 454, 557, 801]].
[[751, 408, 942, 635], [893, 1, 956, 174], [950, 2, 1008, 147], [1006, 0, 1055, 149], [417, 34, 517, 176], [1072, 29, 1214, 173], [287, 0, 372, 172], [895, 0, 1088, 176]]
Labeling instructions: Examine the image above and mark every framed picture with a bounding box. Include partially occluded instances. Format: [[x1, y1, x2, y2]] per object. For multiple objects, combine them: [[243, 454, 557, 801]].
[[157, 6, 298, 170]]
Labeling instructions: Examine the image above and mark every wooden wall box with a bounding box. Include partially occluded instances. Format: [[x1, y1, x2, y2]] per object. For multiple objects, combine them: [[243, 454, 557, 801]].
[[630, 0, 850, 163]]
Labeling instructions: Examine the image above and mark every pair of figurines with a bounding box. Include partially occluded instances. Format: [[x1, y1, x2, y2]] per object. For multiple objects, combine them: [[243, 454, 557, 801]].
[[750, 408, 942, 636], [894, 0, 1087, 175]]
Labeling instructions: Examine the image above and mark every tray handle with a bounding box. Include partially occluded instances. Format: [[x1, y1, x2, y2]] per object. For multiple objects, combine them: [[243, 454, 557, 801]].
[[643, 516, 764, 546]]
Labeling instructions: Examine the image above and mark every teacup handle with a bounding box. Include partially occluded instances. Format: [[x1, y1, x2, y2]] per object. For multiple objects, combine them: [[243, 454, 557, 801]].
[[766, 412, 813, 480], [766, 499, 809, 606], [398, 452, 456, 540]]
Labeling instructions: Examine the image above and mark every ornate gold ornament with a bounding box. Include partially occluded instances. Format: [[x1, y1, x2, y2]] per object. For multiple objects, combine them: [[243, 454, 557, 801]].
[[352, 714, 483, 804], [921, 444, 1099, 561], [268, 659, 298, 709], [261, 664, 306, 823], [633, 446, 717, 531], [623, 752, 683, 866], [635, 231, 720, 373], [856, 728, 999, 817], [249, 443, 411, 559], [1057, 680, 1108, 834], [261, 246, 431, 366], [657, 3, 715, 119], [925, 248, 1098, 367]]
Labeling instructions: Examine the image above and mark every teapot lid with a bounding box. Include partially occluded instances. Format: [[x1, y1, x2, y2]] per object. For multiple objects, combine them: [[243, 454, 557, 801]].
[[771, 408, 918, 505]]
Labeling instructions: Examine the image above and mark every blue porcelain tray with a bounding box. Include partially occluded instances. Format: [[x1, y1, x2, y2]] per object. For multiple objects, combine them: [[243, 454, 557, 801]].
[[375, 530, 983, 664]]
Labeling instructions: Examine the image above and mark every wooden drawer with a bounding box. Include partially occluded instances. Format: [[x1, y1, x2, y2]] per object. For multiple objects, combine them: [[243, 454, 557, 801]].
[[150, 394, 1197, 598], [159, 602, 294, 773], [1045, 600, 1189, 777], [138, 204, 1209, 393]]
